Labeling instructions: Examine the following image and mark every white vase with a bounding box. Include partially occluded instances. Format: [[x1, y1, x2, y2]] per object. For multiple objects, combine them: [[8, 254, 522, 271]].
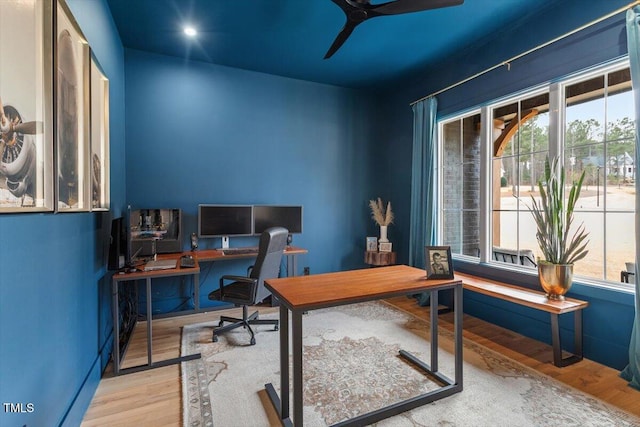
[[379, 225, 389, 243]]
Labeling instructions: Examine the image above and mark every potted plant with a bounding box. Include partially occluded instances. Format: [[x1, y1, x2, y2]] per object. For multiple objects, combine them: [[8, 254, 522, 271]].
[[528, 156, 590, 300], [369, 197, 394, 243]]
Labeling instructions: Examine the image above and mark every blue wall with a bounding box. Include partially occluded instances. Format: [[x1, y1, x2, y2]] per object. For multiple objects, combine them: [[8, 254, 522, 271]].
[[0, 0, 125, 426], [123, 49, 380, 312], [1, 1, 636, 426], [381, 8, 635, 369]]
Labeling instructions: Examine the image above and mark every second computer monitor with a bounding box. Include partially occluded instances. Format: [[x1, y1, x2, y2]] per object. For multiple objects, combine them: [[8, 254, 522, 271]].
[[253, 205, 303, 235]]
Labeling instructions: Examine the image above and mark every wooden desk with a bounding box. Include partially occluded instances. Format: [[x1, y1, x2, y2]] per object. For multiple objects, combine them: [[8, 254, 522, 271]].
[[111, 254, 201, 376], [264, 265, 463, 426], [195, 246, 307, 276]]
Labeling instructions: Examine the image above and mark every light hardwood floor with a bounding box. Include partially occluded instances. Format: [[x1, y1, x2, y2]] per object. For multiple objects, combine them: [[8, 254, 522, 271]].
[[81, 298, 640, 426]]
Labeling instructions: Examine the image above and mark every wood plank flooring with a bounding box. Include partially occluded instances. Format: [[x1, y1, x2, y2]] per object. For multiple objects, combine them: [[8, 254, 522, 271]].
[[81, 298, 639, 426]]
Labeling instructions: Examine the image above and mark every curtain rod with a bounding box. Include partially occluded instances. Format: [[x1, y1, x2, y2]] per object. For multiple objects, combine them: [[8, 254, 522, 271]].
[[410, 0, 640, 106]]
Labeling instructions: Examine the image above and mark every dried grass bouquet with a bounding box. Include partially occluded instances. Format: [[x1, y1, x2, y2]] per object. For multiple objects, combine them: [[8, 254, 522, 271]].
[[369, 197, 394, 226]]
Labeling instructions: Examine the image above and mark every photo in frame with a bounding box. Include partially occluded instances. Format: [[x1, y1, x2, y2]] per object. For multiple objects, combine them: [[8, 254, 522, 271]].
[[56, 0, 90, 211], [379, 242, 393, 252], [90, 53, 110, 211], [425, 246, 454, 279], [366, 236, 377, 252], [0, 0, 54, 212]]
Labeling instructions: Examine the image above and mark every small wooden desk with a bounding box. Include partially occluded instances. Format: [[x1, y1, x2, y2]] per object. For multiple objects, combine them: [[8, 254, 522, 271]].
[[111, 254, 201, 375], [264, 265, 463, 426]]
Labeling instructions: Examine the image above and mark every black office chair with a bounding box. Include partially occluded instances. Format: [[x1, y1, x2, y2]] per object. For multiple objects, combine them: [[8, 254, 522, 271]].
[[208, 226, 288, 345]]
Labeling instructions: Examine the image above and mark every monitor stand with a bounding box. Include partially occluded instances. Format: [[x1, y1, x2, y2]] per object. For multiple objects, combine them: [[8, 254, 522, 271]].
[[221, 236, 230, 249]]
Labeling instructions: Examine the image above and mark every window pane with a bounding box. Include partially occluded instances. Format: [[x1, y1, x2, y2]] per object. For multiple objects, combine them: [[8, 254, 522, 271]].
[[606, 212, 635, 283], [572, 212, 604, 279], [441, 113, 481, 257], [491, 92, 549, 262], [566, 75, 605, 146]]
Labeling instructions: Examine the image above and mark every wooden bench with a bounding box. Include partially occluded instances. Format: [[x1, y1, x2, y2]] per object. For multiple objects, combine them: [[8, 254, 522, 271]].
[[454, 271, 589, 367]]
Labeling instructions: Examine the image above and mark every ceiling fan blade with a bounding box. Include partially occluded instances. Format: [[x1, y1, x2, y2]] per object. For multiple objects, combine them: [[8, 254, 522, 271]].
[[324, 19, 359, 59], [373, 0, 463, 15]]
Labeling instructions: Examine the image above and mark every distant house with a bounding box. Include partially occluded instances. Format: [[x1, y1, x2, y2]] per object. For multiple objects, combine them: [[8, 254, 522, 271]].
[[608, 152, 635, 181]]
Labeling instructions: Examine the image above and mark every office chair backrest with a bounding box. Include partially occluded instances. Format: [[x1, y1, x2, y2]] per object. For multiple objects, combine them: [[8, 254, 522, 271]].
[[251, 227, 289, 302]]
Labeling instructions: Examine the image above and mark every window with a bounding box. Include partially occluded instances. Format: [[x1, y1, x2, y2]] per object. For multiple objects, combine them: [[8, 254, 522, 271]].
[[564, 67, 635, 281], [439, 61, 636, 287], [491, 91, 550, 267], [441, 112, 481, 257]]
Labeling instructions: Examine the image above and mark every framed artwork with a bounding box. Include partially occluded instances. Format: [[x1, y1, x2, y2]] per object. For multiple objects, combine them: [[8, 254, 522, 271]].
[[379, 242, 393, 252], [425, 246, 454, 279], [90, 53, 110, 211], [0, 0, 54, 212], [366, 236, 377, 252], [55, 0, 90, 211]]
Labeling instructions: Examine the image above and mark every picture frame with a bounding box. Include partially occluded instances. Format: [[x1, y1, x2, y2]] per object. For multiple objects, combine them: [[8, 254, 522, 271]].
[[0, 0, 54, 212], [90, 53, 110, 211], [55, 0, 90, 212], [366, 236, 378, 252], [379, 242, 393, 252], [425, 246, 454, 279]]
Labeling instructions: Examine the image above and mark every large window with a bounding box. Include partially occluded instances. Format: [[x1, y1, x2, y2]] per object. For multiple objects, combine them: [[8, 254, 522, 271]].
[[439, 61, 636, 288]]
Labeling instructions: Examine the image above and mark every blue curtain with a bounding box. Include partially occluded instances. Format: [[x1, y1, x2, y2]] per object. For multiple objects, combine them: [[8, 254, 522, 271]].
[[622, 6, 640, 391], [409, 97, 438, 306]]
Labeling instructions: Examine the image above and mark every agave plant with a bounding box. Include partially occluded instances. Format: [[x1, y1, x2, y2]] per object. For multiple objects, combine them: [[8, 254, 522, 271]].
[[528, 156, 590, 265]]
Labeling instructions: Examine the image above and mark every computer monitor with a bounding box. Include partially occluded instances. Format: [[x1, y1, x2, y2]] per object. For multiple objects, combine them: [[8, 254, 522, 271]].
[[198, 205, 254, 247], [253, 205, 303, 235], [129, 208, 182, 256]]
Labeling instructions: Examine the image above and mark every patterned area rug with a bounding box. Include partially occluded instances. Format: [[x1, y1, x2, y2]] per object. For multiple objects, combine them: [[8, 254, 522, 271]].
[[181, 302, 639, 426]]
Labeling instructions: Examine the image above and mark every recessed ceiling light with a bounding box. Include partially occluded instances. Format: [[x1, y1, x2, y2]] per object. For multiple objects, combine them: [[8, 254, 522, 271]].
[[184, 26, 197, 37]]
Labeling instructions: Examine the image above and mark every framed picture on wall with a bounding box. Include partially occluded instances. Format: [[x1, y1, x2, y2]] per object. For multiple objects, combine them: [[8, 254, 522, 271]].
[[55, 0, 90, 211], [0, 0, 54, 213], [425, 246, 454, 279], [90, 53, 110, 211]]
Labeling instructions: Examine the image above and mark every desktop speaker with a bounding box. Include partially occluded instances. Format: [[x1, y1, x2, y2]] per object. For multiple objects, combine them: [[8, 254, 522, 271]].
[[191, 232, 198, 251]]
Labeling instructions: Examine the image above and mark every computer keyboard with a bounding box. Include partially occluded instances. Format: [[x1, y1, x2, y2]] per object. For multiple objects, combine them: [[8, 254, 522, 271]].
[[221, 247, 259, 255]]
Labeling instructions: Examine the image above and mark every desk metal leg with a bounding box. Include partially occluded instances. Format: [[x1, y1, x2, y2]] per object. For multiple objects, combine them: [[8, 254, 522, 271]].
[[112, 279, 121, 375], [113, 274, 201, 376], [454, 283, 464, 385], [430, 289, 439, 372], [194, 271, 200, 311], [265, 306, 293, 426], [292, 310, 303, 425], [550, 311, 584, 367], [286, 254, 298, 277], [146, 277, 153, 366]]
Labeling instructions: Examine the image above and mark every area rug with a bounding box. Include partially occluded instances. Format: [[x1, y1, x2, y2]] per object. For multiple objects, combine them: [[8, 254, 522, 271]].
[[181, 302, 639, 426]]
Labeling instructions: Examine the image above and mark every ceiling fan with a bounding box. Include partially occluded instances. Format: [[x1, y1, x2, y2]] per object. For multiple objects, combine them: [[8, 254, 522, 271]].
[[324, 0, 464, 59]]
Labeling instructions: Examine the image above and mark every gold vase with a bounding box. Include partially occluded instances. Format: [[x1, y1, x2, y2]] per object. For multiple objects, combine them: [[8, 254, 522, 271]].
[[538, 261, 573, 300]]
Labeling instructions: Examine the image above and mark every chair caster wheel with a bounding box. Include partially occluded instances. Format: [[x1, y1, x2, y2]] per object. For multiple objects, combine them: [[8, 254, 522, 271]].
[[250, 338, 256, 345], [274, 326, 279, 331], [218, 321, 224, 327], [213, 335, 218, 342]]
